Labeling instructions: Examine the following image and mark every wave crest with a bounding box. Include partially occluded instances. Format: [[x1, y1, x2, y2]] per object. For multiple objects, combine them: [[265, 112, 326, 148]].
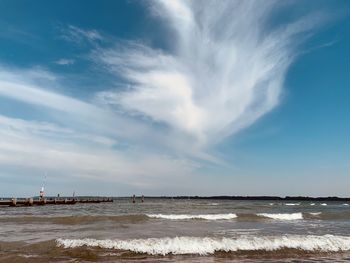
[[56, 235, 350, 255], [147, 213, 237, 220], [257, 213, 303, 220]]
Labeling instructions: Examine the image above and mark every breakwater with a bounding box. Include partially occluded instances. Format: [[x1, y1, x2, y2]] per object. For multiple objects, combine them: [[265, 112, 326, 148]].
[[0, 197, 113, 206]]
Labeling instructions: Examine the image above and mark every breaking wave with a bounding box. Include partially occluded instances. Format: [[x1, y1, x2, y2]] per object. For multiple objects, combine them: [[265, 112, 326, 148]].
[[2, 211, 349, 226], [56, 235, 350, 255], [257, 213, 303, 220], [147, 213, 237, 220], [309, 212, 322, 216]]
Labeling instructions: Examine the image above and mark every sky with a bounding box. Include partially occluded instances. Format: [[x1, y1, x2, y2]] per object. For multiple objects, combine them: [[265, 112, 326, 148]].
[[0, 0, 350, 197]]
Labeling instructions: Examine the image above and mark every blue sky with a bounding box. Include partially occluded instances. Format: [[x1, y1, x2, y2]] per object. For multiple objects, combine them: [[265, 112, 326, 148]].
[[0, 0, 349, 197]]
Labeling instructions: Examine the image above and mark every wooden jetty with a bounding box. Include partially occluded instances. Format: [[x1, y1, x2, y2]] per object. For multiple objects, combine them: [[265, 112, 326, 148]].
[[0, 197, 113, 207]]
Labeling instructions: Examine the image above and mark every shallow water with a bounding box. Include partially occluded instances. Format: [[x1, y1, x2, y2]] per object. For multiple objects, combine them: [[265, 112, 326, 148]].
[[1, 198, 350, 262]]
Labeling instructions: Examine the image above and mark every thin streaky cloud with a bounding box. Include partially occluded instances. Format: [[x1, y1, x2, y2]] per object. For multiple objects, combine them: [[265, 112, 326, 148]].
[[54, 58, 75, 65], [95, 0, 324, 148], [0, 0, 340, 196], [60, 24, 104, 44], [0, 66, 220, 164]]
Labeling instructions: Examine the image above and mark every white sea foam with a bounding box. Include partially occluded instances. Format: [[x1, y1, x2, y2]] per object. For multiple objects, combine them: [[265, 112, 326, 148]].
[[257, 213, 303, 220], [309, 212, 322, 216], [284, 203, 300, 206], [56, 235, 350, 255], [343, 204, 349, 206], [310, 203, 316, 206], [147, 213, 237, 220], [321, 203, 328, 206]]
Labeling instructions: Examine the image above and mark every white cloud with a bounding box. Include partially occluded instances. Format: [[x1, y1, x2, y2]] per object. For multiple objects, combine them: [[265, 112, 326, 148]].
[[54, 58, 75, 65], [0, 115, 117, 147], [96, 0, 321, 147], [61, 25, 103, 43], [0, 2, 327, 195], [0, 67, 156, 141], [0, 66, 57, 82], [0, 109, 198, 190], [0, 66, 201, 192]]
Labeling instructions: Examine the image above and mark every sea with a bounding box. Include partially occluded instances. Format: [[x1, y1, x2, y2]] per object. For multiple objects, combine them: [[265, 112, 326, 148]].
[[1, 198, 350, 262]]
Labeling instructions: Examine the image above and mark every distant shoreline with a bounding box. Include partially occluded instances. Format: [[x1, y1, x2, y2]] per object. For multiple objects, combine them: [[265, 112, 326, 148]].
[[142, 196, 350, 201], [2, 196, 350, 201]]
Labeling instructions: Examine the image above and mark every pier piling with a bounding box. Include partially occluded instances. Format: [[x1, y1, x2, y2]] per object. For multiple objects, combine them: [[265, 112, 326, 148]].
[[25, 198, 34, 206], [10, 198, 17, 207]]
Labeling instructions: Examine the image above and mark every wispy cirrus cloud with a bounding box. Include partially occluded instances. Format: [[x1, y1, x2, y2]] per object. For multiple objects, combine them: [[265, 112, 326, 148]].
[[54, 58, 75, 65], [0, 66, 198, 194], [0, 1, 328, 195], [0, 67, 147, 139], [0, 65, 214, 164], [0, 131, 196, 197], [60, 25, 103, 44], [95, 0, 323, 147], [0, 116, 195, 186]]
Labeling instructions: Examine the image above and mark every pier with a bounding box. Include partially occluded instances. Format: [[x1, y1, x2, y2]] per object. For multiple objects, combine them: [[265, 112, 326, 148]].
[[0, 197, 113, 207]]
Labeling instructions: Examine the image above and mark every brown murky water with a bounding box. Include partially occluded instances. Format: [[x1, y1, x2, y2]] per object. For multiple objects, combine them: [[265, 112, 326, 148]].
[[1, 198, 350, 262]]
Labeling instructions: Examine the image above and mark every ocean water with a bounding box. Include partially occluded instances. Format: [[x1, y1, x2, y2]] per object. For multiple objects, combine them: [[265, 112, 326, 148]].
[[1, 198, 350, 262]]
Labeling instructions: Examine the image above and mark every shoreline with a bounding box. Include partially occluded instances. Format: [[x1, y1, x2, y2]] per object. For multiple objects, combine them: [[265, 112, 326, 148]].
[[143, 196, 350, 201], [2, 196, 349, 202]]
